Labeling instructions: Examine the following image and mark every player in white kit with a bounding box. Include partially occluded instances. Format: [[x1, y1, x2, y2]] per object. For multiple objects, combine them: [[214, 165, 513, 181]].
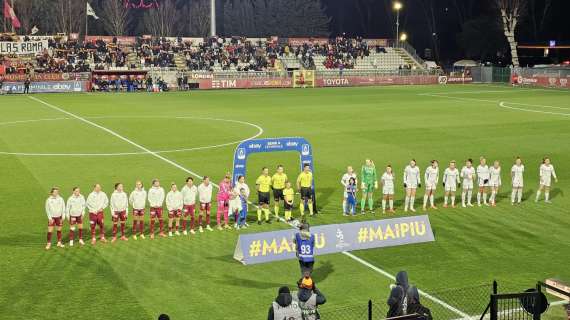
[[488, 161, 502, 206], [476, 157, 491, 206], [423, 160, 439, 211], [340, 166, 358, 215], [510, 157, 525, 205], [403, 159, 421, 212], [461, 159, 476, 207], [381, 165, 395, 214], [443, 161, 460, 208], [535, 157, 558, 203]]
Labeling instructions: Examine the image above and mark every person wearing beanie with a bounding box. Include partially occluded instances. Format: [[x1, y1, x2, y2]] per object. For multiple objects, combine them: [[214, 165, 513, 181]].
[[294, 274, 326, 320], [267, 286, 302, 320]]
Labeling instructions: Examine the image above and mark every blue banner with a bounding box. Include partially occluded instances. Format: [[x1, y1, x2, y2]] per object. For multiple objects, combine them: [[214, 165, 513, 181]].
[[3, 81, 87, 93], [232, 137, 315, 188], [233, 215, 435, 265]]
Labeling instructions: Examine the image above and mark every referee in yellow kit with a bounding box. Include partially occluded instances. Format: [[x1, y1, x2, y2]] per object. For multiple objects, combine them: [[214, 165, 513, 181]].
[[271, 165, 288, 220], [296, 164, 314, 216], [255, 167, 272, 224]]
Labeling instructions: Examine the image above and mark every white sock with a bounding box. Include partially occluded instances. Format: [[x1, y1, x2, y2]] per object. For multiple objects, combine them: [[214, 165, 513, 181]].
[[490, 191, 496, 203], [462, 192, 466, 205], [483, 193, 488, 204], [517, 189, 522, 202], [430, 194, 434, 206], [545, 192, 550, 201], [342, 200, 347, 212], [467, 190, 473, 204], [477, 192, 481, 205], [423, 195, 428, 207], [535, 191, 541, 201], [410, 197, 415, 209], [451, 195, 455, 206], [404, 196, 410, 210], [511, 190, 517, 203], [444, 195, 448, 205], [382, 200, 386, 210], [389, 199, 394, 209]]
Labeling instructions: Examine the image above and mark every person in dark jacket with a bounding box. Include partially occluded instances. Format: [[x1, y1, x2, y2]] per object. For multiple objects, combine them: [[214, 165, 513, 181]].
[[24, 76, 31, 94], [295, 275, 326, 320], [268, 286, 302, 320], [387, 271, 411, 318], [407, 286, 433, 320]]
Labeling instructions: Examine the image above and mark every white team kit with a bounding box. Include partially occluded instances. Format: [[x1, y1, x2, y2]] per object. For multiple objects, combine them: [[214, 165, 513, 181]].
[[381, 172, 395, 195], [341, 173, 358, 197], [511, 164, 525, 188], [443, 168, 460, 192], [477, 165, 490, 187], [539, 164, 557, 187], [461, 166, 476, 189], [424, 166, 439, 190], [489, 167, 502, 187], [403, 166, 421, 189]]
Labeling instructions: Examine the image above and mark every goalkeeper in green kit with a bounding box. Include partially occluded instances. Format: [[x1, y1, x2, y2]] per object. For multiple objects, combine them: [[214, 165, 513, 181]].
[[360, 159, 378, 214]]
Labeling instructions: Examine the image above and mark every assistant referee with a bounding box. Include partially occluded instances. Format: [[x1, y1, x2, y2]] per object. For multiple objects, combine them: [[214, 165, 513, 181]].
[[271, 165, 288, 220], [256, 167, 272, 224], [296, 164, 314, 217]]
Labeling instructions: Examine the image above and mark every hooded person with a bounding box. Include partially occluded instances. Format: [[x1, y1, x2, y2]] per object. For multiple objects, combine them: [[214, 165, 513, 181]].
[[268, 286, 302, 320], [387, 271, 412, 318], [407, 286, 433, 320], [293, 275, 326, 320]]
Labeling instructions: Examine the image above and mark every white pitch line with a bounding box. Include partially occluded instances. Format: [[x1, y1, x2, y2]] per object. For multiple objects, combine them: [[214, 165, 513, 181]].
[[0, 115, 264, 156], [499, 102, 570, 117], [342, 251, 471, 319], [28, 96, 219, 187]]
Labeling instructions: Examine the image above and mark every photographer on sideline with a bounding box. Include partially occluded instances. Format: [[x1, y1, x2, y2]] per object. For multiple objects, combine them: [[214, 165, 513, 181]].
[[267, 286, 302, 320], [387, 271, 412, 318], [294, 275, 326, 320]]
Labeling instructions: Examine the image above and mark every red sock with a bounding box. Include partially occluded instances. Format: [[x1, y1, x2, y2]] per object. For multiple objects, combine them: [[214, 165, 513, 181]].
[[99, 223, 105, 239], [90, 224, 96, 238], [198, 215, 202, 226], [57, 230, 62, 242], [191, 215, 195, 229], [206, 212, 210, 225], [139, 221, 144, 234], [120, 223, 125, 236], [112, 224, 118, 237], [182, 219, 187, 231], [47, 232, 52, 243], [175, 224, 179, 231], [150, 220, 155, 234], [159, 220, 164, 233], [69, 229, 75, 241], [132, 220, 138, 233], [78, 228, 83, 239]]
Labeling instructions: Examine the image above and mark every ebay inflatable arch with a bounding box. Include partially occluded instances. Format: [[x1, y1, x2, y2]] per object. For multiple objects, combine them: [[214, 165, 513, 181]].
[[232, 137, 317, 211]]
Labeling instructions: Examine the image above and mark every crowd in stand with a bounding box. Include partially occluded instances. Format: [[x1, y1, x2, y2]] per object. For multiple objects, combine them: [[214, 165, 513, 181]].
[[1, 34, 391, 75]]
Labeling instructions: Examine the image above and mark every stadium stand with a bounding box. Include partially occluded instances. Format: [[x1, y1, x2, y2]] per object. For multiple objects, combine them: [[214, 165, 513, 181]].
[[0, 35, 425, 76]]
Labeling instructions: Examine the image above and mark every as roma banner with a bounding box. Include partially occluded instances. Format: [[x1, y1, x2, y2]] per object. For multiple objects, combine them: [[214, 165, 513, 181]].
[[233, 215, 435, 265], [0, 40, 48, 55]]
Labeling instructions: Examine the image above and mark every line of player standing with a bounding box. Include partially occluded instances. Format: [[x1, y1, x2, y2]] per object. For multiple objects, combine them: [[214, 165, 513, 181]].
[[341, 157, 558, 215], [44, 165, 314, 250]]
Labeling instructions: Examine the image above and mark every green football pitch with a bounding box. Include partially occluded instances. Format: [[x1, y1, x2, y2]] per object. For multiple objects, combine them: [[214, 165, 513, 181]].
[[0, 84, 569, 320]]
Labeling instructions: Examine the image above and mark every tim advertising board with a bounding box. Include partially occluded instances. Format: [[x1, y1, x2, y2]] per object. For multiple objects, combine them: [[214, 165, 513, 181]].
[[234, 215, 435, 265], [3, 81, 88, 93]]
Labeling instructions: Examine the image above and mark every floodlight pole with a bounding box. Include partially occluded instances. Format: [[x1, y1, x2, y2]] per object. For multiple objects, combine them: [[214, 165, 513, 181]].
[[210, 0, 216, 37], [395, 8, 400, 47]]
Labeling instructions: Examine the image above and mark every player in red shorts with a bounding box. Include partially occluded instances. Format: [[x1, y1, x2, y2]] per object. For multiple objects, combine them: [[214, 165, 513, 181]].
[[86, 184, 109, 245], [181, 177, 198, 235], [129, 180, 147, 240], [166, 183, 183, 236], [197, 176, 213, 232], [147, 179, 166, 239], [45, 187, 66, 250], [110, 182, 129, 243], [66, 187, 86, 247]]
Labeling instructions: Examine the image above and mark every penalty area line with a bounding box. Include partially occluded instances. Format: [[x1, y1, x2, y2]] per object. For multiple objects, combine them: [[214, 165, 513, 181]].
[[341, 251, 471, 319]]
